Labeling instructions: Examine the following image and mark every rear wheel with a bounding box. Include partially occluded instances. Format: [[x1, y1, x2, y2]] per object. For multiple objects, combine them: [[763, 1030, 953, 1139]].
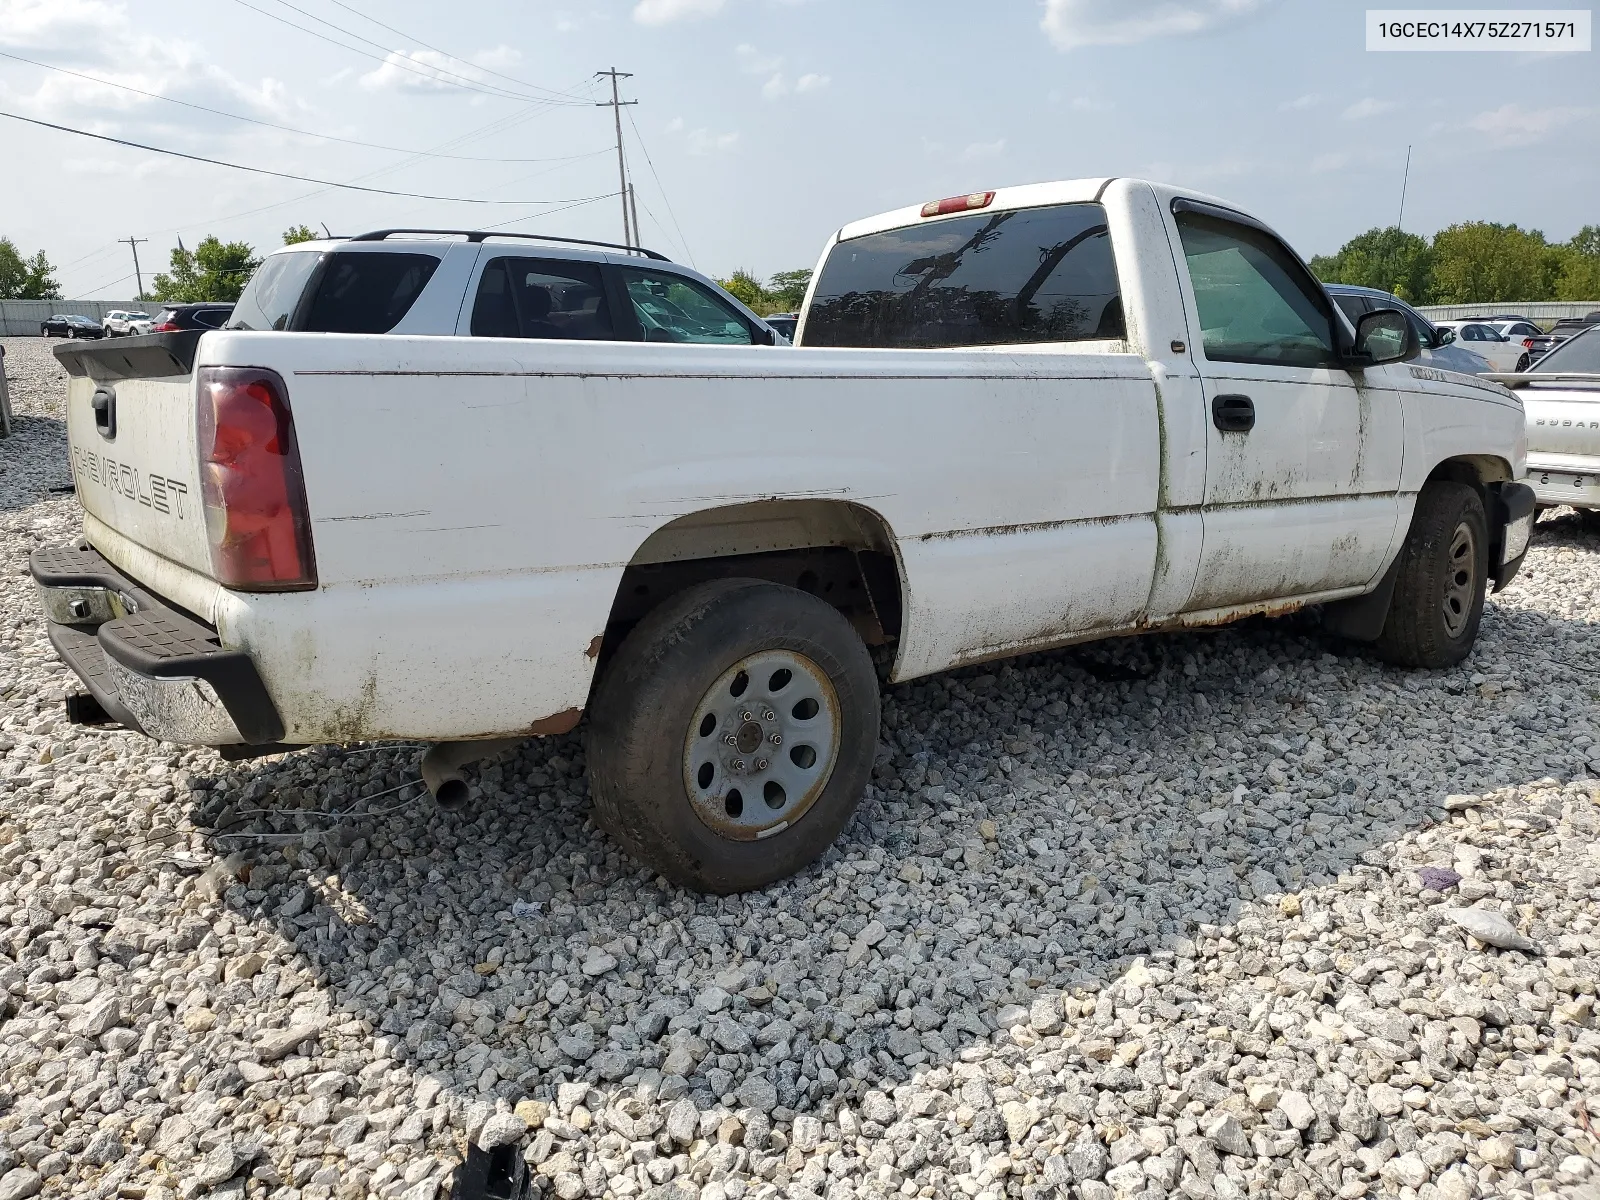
[[1374, 482, 1488, 668], [587, 578, 879, 893], [1515, 354, 1530, 372]]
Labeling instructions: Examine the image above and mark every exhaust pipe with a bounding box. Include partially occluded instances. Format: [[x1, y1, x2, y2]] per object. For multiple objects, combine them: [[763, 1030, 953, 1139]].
[[420, 737, 525, 811]]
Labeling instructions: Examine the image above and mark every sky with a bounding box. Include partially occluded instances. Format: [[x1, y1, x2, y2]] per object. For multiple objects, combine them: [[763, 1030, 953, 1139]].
[[1, 0, 1596, 300]]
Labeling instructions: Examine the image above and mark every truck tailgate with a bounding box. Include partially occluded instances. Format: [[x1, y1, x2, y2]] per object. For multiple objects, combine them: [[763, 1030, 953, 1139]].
[[57, 333, 215, 580]]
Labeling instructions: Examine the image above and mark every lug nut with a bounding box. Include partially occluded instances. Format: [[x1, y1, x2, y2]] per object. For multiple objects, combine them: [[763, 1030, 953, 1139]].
[[756, 759, 769, 770], [725, 734, 738, 745], [733, 759, 746, 771], [770, 733, 782, 745], [742, 711, 754, 721], [763, 710, 776, 722]]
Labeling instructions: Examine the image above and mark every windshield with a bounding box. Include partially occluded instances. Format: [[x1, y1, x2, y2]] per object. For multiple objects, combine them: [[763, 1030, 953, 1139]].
[[228, 251, 322, 331], [1533, 327, 1600, 374]]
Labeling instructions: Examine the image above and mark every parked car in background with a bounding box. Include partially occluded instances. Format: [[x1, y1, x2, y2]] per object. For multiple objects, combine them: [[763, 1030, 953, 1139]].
[[1325, 285, 1490, 375], [765, 312, 798, 342], [1526, 313, 1600, 365], [39, 314, 105, 339], [1496, 327, 1600, 521], [102, 310, 153, 337], [150, 302, 235, 332], [1434, 320, 1529, 372]]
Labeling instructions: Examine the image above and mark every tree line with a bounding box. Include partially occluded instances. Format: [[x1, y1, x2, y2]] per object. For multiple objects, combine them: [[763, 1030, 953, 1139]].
[[1309, 222, 1600, 305]]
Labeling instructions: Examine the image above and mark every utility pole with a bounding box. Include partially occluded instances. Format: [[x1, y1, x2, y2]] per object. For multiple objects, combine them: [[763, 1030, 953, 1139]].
[[119, 236, 148, 300], [1396, 144, 1412, 232], [596, 68, 637, 246], [628, 183, 641, 250]]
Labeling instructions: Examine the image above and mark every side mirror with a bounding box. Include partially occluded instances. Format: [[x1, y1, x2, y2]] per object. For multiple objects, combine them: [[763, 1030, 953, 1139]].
[[754, 324, 776, 346], [1349, 308, 1419, 367], [1438, 328, 1456, 345]]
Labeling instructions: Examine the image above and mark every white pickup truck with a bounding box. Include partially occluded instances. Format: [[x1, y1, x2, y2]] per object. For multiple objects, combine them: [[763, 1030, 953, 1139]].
[[34, 178, 1533, 892]]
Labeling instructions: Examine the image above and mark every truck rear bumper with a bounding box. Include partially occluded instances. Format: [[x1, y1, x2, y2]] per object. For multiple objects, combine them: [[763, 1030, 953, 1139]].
[[30, 543, 284, 746]]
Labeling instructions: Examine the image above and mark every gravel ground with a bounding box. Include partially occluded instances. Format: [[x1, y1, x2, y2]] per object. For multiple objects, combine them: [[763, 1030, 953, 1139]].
[[1, 332, 1598, 1200]]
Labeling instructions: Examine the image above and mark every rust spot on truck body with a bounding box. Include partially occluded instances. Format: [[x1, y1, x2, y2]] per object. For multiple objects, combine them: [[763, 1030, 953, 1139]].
[[528, 707, 582, 736], [585, 636, 603, 659]]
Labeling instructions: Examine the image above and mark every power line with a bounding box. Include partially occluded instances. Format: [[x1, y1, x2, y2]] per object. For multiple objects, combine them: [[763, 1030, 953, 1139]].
[[479, 191, 626, 231], [0, 49, 603, 163], [625, 107, 695, 268], [0, 110, 611, 205], [227, 0, 584, 106], [322, 0, 587, 104]]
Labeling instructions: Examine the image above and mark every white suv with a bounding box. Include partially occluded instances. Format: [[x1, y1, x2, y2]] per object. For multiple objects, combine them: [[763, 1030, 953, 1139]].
[[101, 310, 153, 338]]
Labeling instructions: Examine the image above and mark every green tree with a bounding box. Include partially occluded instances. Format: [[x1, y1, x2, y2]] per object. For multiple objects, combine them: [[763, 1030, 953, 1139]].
[[1307, 227, 1432, 302], [282, 224, 318, 245], [1428, 222, 1559, 304], [1557, 226, 1600, 301], [717, 268, 768, 310], [767, 268, 813, 310], [151, 236, 261, 303], [0, 237, 62, 299]]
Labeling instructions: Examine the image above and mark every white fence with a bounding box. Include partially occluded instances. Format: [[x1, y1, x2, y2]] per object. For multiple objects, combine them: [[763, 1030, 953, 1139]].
[[0, 299, 147, 336], [1417, 301, 1600, 323]]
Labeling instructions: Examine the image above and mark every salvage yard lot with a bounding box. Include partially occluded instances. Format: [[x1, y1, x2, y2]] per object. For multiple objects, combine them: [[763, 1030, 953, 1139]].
[[0, 334, 1597, 1200]]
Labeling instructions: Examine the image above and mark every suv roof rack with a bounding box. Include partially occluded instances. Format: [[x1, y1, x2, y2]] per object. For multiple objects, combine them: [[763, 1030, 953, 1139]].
[[348, 229, 672, 261]]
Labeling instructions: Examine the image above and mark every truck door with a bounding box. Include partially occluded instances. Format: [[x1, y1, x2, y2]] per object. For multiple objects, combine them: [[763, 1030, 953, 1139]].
[[1166, 201, 1403, 612]]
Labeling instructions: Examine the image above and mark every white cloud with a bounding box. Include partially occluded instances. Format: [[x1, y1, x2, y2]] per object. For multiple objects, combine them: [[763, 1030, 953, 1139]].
[[687, 127, 739, 154], [1342, 97, 1397, 120], [795, 72, 830, 93], [1280, 93, 1320, 111], [665, 116, 685, 133], [1310, 152, 1349, 173], [1468, 102, 1592, 147], [360, 49, 478, 92], [1041, 0, 1277, 50], [633, 0, 725, 25], [761, 73, 789, 100], [472, 45, 523, 71], [961, 138, 1006, 162], [1068, 95, 1112, 112], [736, 43, 783, 74]]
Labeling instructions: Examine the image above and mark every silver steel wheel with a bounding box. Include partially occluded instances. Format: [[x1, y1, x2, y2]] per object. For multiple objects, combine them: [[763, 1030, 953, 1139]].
[[1442, 520, 1477, 638], [683, 648, 841, 841]]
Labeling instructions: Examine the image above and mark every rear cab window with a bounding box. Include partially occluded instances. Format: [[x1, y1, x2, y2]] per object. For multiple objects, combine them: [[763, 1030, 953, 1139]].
[[229, 250, 440, 333], [804, 202, 1124, 349]]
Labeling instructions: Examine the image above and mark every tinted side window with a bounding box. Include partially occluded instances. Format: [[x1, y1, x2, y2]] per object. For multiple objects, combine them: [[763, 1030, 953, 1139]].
[[302, 253, 440, 334], [195, 308, 231, 329], [1174, 213, 1336, 368], [617, 269, 753, 345], [228, 251, 320, 331], [471, 257, 614, 340], [1331, 293, 1368, 325], [805, 202, 1123, 349]]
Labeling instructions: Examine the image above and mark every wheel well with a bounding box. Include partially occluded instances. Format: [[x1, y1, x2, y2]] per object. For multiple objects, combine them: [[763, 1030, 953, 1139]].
[[1425, 455, 1512, 496], [594, 500, 905, 673]]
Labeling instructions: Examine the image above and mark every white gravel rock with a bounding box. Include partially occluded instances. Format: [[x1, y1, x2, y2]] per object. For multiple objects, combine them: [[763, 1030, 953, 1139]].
[[3, 334, 1600, 1198]]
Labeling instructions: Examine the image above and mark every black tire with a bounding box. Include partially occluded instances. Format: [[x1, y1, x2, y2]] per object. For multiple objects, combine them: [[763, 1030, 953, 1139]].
[[587, 578, 880, 893], [1374, 482, 1488, 669], [1515, 354, 1530, 372]]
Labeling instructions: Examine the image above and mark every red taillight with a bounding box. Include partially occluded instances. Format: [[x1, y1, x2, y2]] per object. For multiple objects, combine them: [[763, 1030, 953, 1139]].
[[196, 366, 316, 590], [920, 191, 995, 218], [1523, 337, 1535, 348], [153, 321, 180, 332]]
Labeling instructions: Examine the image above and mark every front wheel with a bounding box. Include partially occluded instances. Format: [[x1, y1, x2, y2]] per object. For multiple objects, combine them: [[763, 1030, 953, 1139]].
[[587, 578, 880, 893], [1374, 482, 1488, 669]]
